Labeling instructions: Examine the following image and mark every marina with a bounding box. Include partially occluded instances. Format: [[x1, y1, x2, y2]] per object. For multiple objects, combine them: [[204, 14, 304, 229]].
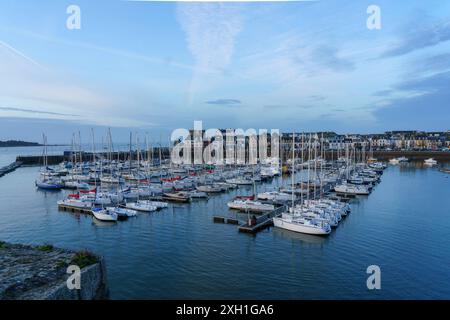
[[2, 0, 450, 305], [1, 141, 449, 299], [24, 131, 396, 238]]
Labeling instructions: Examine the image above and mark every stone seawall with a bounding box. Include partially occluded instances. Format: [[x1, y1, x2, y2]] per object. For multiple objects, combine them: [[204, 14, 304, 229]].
[[0, 242, 109, 300]]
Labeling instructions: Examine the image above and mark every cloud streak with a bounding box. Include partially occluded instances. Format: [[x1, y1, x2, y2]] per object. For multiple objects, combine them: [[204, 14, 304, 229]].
[[0, 106, 79, 117], [0, 40, 44, 69], [205, 99, 241, 106]]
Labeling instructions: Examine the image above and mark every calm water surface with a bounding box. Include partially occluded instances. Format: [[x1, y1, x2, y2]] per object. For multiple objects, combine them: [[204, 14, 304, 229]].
[[0, 160, 449, 299]]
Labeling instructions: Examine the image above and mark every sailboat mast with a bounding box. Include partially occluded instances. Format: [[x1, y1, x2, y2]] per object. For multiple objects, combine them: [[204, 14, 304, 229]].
[[307, 134, 311, 201], [320, 133, 324, 198], [314, 134, 317, 200], [301, 133, 304, 205], [129, 132, 132, 175], [291, 132, 295, 209]]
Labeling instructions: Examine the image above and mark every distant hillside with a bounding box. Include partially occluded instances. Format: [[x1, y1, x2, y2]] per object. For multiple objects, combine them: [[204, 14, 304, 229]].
[[0, 140, 42, 147]]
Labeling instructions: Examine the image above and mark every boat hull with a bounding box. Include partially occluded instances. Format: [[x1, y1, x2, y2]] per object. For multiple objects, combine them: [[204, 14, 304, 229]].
[[273, 217, 330, 235]]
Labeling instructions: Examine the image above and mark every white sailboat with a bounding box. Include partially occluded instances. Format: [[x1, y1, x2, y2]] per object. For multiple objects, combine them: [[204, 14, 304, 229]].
[[424, 158, 437, 165], [106, 206, 137, 218], [91, 207, 118, 222], [125, 200, 158, 212], [389, 158, 400, 165], [273, 132, 331, 236], [334, 183, 370, 195], [225, 177, 253, 185], [273, 215, 331, 235], [227, 199, 275, 213]]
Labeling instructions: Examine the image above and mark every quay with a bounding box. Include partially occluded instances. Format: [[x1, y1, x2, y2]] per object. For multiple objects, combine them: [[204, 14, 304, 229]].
[[0, 161, 23, 178], [279, 150, 450, 162]]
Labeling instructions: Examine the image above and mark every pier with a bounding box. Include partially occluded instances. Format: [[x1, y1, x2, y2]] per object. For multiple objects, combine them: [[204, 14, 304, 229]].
[[58, 203, 93, 215], [238, 206, 286, 233], [213, 216, 241, 225]]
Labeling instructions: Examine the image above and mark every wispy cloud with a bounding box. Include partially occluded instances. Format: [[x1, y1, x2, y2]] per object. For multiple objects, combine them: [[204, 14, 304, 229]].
[[205, 98, 241, 106], [373, 90, 393, 97], [176, 3, 243, 103], [0, 41, 127, 126], [311, 45, 355, 73], [380, 19, 450, 58], [308, 95, 326, 101], [373, 71, 450, 130], [411, 53, 450, 75], [263, 104, 288, 109], [395, 71, 450, 93]]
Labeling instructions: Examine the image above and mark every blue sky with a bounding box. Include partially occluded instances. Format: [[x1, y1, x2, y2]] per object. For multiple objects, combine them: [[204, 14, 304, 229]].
[[0, 0, 449, 143]]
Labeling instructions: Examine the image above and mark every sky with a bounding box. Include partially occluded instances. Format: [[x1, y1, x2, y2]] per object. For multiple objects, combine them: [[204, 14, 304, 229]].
[[0, 0, 449, 143]]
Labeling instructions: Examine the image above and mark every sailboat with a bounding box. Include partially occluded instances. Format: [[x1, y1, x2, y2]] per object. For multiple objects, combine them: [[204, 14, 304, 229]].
[[424, 158, 437, 165], [36, 134, 63, 190], [273, 132, 331, 236], [389, 158, 400, 165], [227, 198, 275, 213], [106, 206, 137, 219], [91, 207, 118, 222], [273, 213, 331, 235]]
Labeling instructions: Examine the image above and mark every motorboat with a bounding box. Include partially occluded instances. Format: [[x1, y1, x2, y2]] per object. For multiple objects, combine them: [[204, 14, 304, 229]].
[[162, 191, 191, 203]]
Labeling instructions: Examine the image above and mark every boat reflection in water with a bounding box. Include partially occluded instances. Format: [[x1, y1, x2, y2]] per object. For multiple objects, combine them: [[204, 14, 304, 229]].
[[272, 227, 327, 246], [92, 217, 118, 228]]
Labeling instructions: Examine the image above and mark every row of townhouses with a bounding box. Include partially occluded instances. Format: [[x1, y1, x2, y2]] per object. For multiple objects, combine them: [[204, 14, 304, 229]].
[[179, 130, 450, 152]]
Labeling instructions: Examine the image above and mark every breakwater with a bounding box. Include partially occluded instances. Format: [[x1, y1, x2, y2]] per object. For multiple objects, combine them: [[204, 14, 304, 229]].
[[0, 242, 109, 300], [0, 161, 22, 177], [16, 148, 171, 166]]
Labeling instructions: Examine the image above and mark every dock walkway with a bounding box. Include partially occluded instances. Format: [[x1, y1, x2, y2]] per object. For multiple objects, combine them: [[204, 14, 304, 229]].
[[238, 206, 286, 233], [58, 203, 93, 215]]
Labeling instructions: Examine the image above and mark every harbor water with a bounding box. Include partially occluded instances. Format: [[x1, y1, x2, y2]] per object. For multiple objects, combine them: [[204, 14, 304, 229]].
[[0, 157, 449, 299]]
